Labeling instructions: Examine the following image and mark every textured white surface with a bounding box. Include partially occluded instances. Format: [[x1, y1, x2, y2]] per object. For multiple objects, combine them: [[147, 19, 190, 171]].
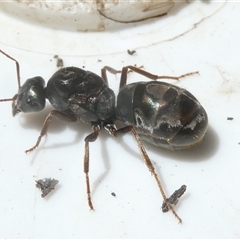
[[0, 0, 174, 31], [0, 1, 240, 238], [0, 1, 219, 55]]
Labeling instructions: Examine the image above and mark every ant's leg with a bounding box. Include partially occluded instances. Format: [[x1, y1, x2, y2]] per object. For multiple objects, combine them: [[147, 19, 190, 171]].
[[106, 123, 183, 223], [101, 67, 116, 87], [101, 66, 134, 90], [25, 110, 77, 153], [102, 66, 122, 76], [102, 65, 198, 90], [130, 127, 183, 224], [101, 66, 143, 88], [102, 65, 144, 76], [84, 123, 101, 210], [0, 49, 21, 88], [118, 66, 199, 89]]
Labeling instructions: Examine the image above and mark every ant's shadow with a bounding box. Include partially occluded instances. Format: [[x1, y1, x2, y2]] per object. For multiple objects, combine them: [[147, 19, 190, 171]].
[[18, 106, 218, 199], [19, 105, 218, 165], [112, 124, 219, 163], [18, 106, 113, 196]]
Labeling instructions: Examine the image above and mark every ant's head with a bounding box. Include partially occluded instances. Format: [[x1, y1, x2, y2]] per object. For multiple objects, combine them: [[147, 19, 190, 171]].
[[12, 77, 46, 116]]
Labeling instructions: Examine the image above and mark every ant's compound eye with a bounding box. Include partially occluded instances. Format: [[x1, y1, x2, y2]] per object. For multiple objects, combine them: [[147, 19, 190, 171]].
[[25, 96, 42, 108], [26, 96, 39, 106]]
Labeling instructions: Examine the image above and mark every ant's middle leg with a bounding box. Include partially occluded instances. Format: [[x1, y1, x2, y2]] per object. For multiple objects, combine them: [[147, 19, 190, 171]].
[[25, 110, 77, 153], [84, 122, 101, 210]]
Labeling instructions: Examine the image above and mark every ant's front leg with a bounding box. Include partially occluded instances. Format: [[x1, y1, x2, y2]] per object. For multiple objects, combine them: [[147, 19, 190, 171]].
[[25, 110, 77, 153]]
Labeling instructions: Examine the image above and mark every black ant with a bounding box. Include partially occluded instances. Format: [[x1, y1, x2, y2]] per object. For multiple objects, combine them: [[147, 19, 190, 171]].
[[0, 49, 208, 223]]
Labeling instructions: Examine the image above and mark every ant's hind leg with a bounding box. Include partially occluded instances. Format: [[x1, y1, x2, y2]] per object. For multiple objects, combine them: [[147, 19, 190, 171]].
[[130, 127, 183, 224], [101, 65, 198, 91], [118, 65, 199, 90], [106, 123, 183, 223]]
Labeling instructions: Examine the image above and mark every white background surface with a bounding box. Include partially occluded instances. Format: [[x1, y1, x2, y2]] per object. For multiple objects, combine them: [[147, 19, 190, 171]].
[[0, 1, 240, 238]]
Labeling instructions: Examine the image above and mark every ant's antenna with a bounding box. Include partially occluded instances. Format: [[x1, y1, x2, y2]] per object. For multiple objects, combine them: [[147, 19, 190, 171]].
[[0, 49, 21, 89]]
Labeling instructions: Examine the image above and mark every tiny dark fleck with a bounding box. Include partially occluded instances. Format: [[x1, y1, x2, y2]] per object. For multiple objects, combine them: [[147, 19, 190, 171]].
[[56, 58, 64, 68], [111, 192, 116, 197], [53, 55, 64, 68], [36, 178, 59, 198], [127, 49, 136, 55], [97, 59, 102, 62], [82, 66, 85, 68], [227, 117, 234, 120]]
